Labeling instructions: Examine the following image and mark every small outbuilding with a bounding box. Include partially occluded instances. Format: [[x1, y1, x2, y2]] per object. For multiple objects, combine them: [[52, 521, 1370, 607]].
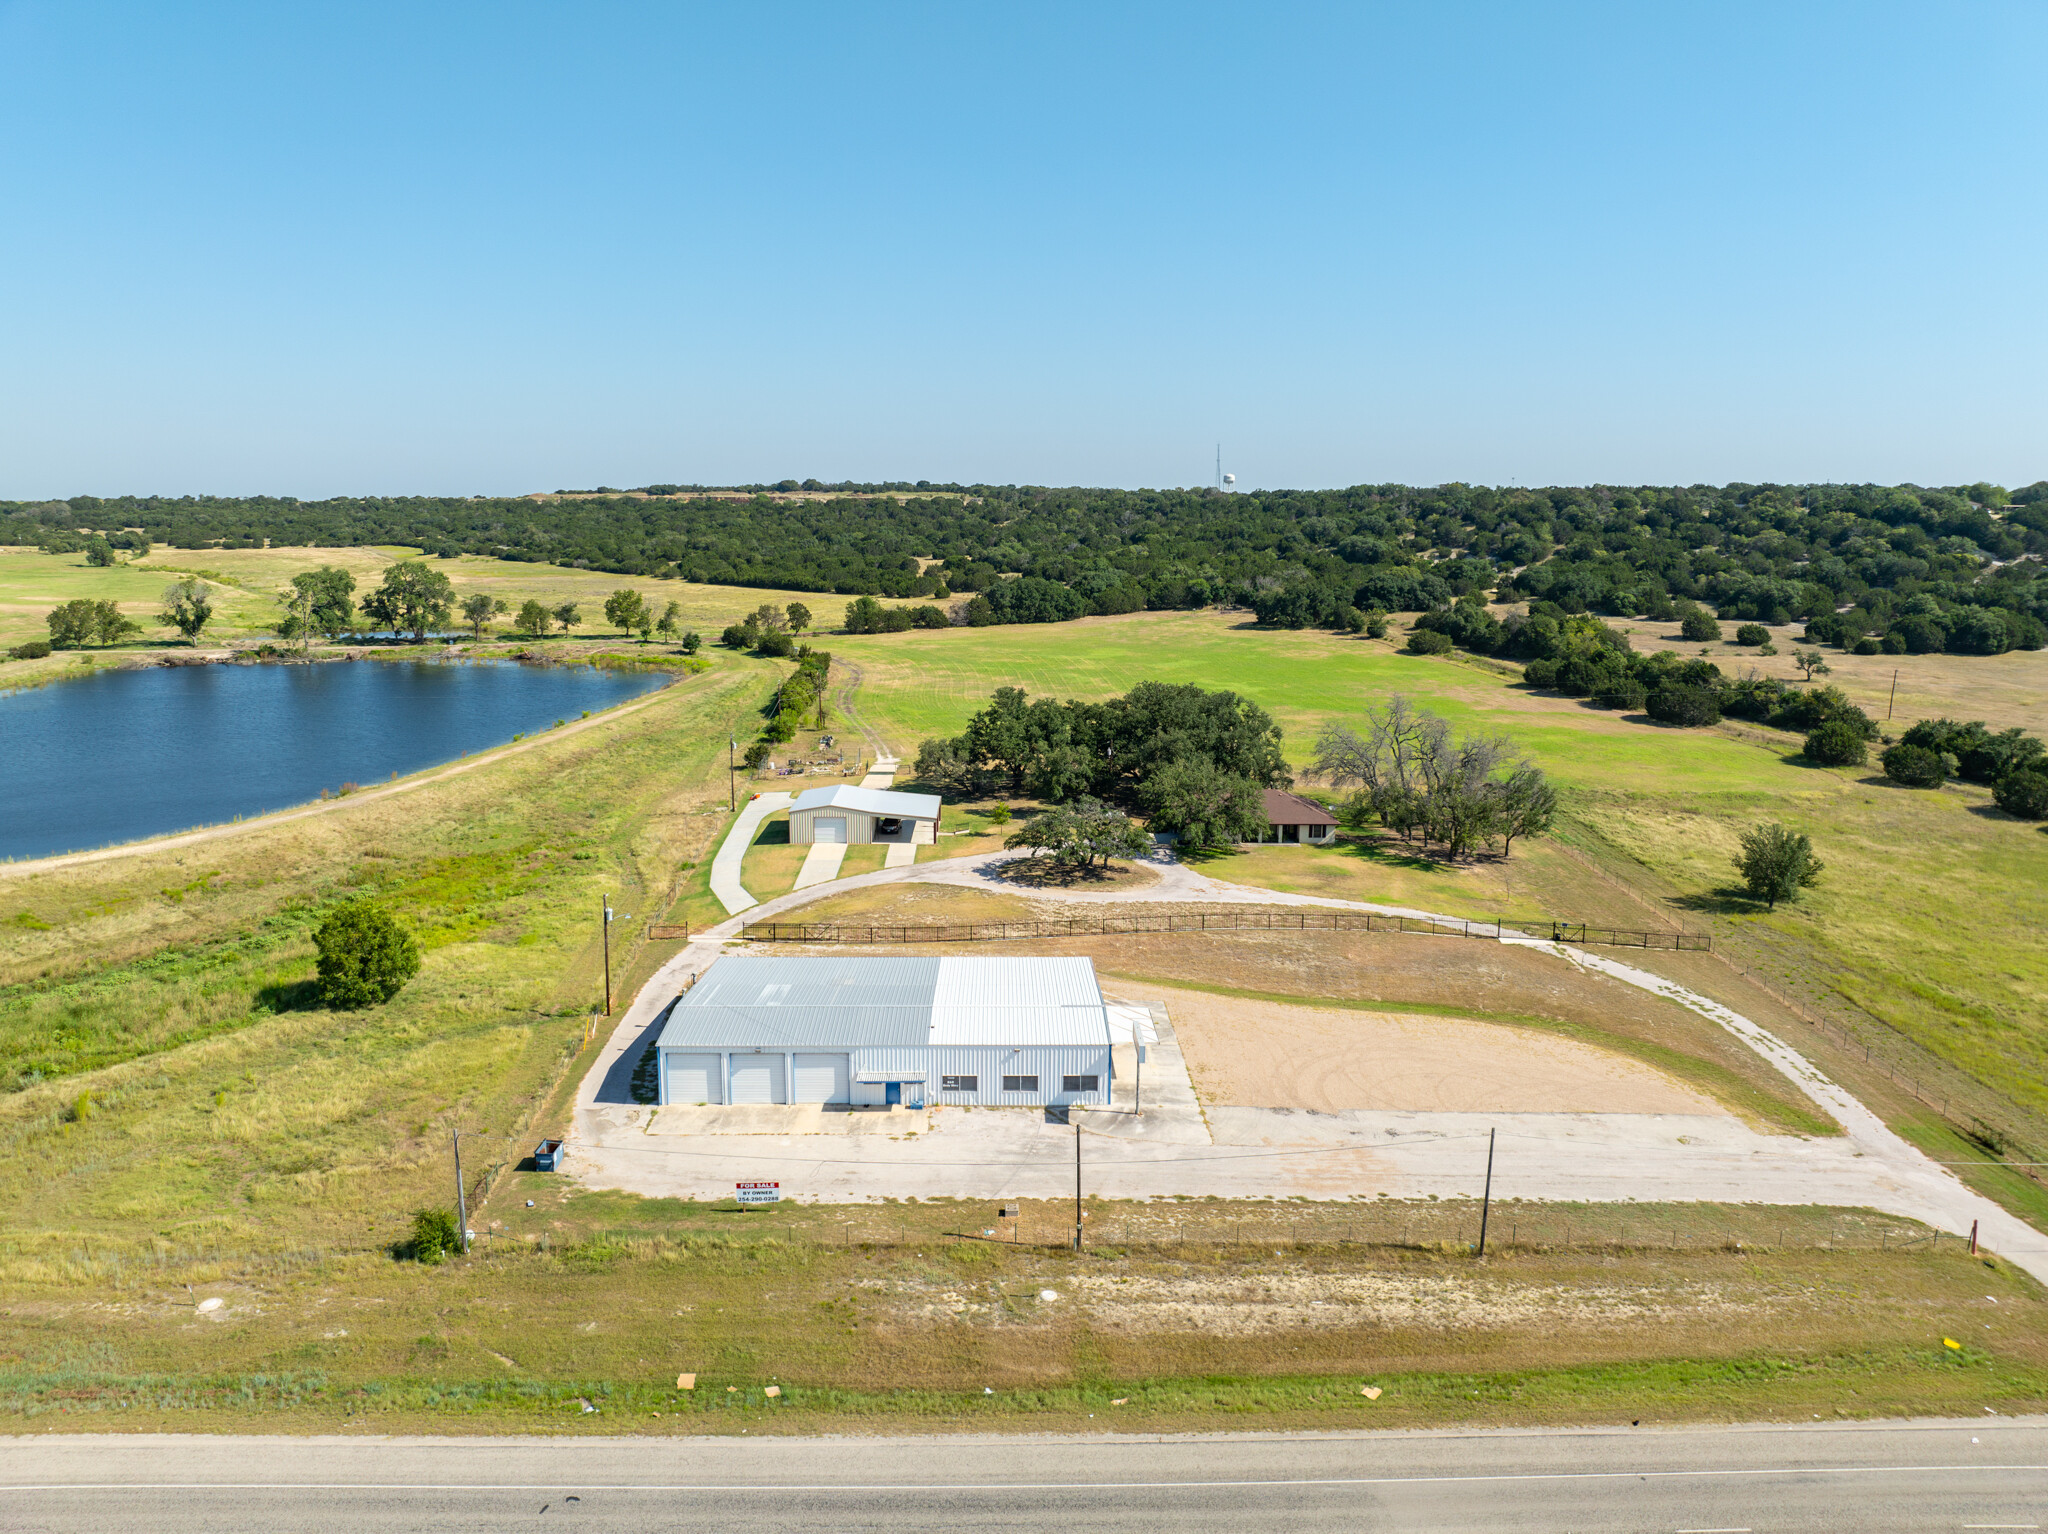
[[1254, 789, 1338, 845], [654, 955, 1112, 1109], [787, 784, 941, 846]]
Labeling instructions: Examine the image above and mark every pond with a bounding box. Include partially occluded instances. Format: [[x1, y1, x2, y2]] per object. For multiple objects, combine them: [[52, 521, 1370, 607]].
[[0, 657, 673, 860]]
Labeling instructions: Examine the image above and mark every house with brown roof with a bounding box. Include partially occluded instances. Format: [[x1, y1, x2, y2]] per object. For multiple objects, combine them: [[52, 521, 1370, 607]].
[[1253, 789, 1338, 845]]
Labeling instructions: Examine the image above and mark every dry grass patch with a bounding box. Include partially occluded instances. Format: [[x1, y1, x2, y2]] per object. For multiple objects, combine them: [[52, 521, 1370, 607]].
[[780, 883, 1039, 925]]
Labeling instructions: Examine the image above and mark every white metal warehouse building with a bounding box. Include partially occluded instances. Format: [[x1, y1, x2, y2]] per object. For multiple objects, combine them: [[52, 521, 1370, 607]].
[[653, 955, 1113, 1110]]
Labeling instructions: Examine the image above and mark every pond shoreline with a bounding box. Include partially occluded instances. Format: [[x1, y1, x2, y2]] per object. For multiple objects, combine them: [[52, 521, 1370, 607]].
[[0, 655, 692, 864], [3, 639, 705, 693]]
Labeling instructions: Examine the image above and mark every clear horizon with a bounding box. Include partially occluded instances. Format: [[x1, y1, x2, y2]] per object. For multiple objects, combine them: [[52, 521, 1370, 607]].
[[3, 2, 2044, 498]]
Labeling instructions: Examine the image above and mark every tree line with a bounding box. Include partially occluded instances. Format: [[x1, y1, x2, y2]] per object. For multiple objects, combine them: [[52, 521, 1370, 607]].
[[915, 682, 1555, 859], [7, 478, 2045, 648], [14, 559, 712, 656]]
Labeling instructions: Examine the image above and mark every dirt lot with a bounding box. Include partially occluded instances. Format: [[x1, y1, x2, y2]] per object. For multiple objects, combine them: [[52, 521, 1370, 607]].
[[751, 893, 1832, 1131], [1107, 978, 1727, 1116]]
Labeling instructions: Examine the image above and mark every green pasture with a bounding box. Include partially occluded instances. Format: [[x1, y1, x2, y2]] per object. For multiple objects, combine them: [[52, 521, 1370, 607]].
[[0, 544, 849, 655], [833, 612, 2048, 1130]]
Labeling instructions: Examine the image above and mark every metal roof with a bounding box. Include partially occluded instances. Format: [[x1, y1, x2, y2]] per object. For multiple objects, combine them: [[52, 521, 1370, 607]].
[[656, 955, 1108, 1051], [789, 784, 943, 820]]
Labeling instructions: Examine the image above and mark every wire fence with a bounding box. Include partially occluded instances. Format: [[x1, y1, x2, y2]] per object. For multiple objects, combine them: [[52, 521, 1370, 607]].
[[742, 909, 1711, 951]]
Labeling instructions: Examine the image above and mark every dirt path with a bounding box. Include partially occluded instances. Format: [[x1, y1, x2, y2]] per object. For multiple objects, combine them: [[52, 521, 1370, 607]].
[[828, 658, 893, 763]]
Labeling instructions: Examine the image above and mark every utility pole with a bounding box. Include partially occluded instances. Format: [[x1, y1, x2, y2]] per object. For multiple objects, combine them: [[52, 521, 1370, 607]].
[[1476, 1127, 1496, 1257], [601, 897, 613, 1014], [1887, 669, 1898, 721], [1074, 1121, 1083, 1252], [452, 1129, 469, 1255]]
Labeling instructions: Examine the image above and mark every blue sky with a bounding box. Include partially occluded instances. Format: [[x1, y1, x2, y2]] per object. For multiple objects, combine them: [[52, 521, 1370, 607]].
[[2, 2, 2043, 495]]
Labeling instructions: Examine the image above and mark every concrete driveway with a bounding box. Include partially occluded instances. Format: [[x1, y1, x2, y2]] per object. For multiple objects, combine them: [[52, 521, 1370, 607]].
[[707, 791, 793, 914]]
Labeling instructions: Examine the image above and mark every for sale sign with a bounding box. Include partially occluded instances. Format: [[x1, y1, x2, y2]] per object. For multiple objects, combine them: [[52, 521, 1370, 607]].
[[735, 1181, 781, 1205]]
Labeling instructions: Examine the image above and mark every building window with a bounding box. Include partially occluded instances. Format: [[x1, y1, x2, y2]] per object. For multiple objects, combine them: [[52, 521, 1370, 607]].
[[941, 1074, 977, 1092], [1061, 1075, 1099, 1093], [1002, 1074, 1038, 1092]]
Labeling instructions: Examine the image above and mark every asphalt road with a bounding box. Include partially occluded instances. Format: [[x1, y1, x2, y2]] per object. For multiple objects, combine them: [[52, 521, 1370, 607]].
[[4, 1419, 2044, 1531]]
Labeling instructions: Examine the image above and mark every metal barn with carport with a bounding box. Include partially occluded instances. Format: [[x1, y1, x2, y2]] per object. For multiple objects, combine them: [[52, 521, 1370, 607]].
[[786, 784, 941, 847], [653, 955, 1113, 1110]]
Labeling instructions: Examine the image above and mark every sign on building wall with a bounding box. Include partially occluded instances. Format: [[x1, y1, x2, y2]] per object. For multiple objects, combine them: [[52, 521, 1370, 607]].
[[736, 1181, 781, 1205]]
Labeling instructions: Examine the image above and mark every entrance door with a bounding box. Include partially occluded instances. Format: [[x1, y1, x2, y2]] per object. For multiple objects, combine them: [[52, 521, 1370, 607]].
[[885, 1081, 901, 1107], [814, 817, 847, 843]]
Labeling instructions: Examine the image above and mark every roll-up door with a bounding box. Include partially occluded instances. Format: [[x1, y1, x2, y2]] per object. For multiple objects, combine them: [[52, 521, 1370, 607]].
[[791, 1053, 851, 1103], [728, 1053, 787, 1104], [813, 817, 847, 843], [665, 1052, 721, 1105]]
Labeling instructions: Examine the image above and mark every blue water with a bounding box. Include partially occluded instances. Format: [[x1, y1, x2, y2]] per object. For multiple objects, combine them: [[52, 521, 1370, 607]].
[[0, 658, 670, 859]]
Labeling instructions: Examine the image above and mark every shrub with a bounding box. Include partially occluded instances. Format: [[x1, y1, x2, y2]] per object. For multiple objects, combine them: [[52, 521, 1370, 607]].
[[7, 638, 52, 660], [410, 1208, 460, 1264], [1679, 609, 1722, 642], [1647, 685, 1721, 727], [1994, 769, 2048, 819], [313, 900, 421, 1009], [986, 803, 1012, 824], [1735, 624, 1770, 647], [1880, 743, 1949, 788], [1733, 822, 1823, 909], [1405, 629, 1454, 656], [755, 630, 796, 658], [1958, 729, 2047, 785], [1363, 609, 1389, 639], [1591, 679, 1648, 711], [1852, 636, 1881, 655], [1804, 719, 1868, 767], [1520, 658, 1561, 688]]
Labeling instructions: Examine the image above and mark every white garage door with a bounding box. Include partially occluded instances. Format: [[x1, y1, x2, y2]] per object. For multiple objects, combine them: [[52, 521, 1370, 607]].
[[665, 1052, 722, 1105], [813, 817, 847, 843], [791, 1052, 850, 1103], [728, 1053, 787, 1104]]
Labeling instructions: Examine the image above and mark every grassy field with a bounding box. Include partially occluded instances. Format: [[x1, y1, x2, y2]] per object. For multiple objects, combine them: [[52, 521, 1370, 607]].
[[2, 1187, 2039, 1432], [0, 655, 787, 1250], [5, 595, 2048, 1431], [0, 544, 849, 660], [826, 612, 2048, 1155]]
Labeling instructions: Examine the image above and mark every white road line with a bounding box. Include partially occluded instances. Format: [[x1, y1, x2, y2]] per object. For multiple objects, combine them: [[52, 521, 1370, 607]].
[[4, 1463, 2043, 1493]]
